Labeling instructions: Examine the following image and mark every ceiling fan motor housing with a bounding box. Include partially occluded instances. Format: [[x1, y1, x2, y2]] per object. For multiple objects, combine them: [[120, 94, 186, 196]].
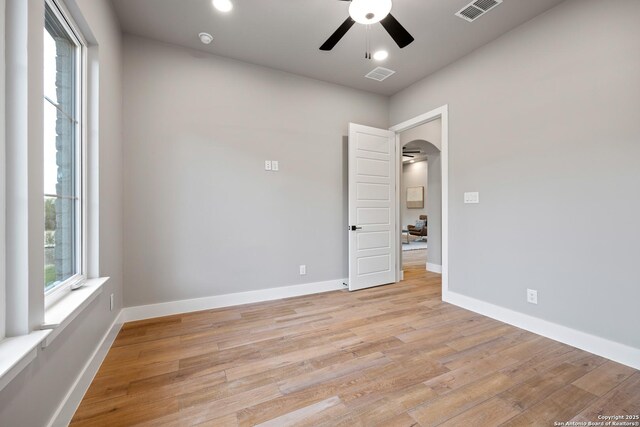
[[349, 0, 392, 24]]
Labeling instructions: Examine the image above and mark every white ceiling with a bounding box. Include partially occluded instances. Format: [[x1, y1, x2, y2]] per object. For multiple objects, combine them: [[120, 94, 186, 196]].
[[111, 0, 566, 96]]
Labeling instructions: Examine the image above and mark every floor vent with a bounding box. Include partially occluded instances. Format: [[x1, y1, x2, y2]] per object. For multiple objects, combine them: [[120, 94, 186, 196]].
[[455, 0, 502, 22], [365, 67, 396, 82]]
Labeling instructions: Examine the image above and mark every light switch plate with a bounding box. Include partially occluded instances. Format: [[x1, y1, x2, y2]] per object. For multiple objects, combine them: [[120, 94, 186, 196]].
[[299, 265, 306, 275], [265, 160, 272, 171], [272, 160, 279, 171], [464, 192, 480, 204]]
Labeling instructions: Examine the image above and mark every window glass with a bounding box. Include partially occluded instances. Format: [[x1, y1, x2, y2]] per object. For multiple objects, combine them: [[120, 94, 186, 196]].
[[44, 3, 80, 292]]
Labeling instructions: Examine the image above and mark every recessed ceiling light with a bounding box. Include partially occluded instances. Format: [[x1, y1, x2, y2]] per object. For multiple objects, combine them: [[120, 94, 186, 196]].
[[213, 0, 233, 13], [199, 32, 213, 44], [409, 160, 415, 163], [373, 50, 389, 61]]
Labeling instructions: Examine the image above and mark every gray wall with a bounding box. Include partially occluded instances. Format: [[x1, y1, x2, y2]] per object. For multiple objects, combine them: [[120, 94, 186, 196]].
[[390, 0, 640, 348], [401, 160, 428, 229], [400, 119, 441, 151], [0, 0, 123, 425], [0, 0, 6, 339], [122, 36, 388, 307], [425, 150, 442, 266]]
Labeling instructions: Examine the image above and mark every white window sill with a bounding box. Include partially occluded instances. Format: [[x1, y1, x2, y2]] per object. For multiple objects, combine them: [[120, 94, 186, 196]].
[[0, 330, 51, 391], [0, 277, 109, 393], [41, 277, 109, 347]]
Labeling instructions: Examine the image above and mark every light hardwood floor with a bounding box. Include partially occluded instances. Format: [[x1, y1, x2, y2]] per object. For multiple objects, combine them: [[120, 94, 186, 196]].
[[402, 248, 427, 269], [72, 259, 640, 426]]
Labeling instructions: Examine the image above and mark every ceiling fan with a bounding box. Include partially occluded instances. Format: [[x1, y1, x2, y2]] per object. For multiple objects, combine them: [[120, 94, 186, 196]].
[[320, 0, 415, 52], [402, 148, 421, 158]]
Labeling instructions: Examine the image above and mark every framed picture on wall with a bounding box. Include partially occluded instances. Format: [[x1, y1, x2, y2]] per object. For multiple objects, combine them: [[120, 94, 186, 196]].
[[407, 186, 424, 209]]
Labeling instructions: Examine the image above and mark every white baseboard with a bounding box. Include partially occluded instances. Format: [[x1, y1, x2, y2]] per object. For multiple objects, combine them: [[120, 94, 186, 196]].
[[47, 311, 124, 427], [443, 290, 640, 370], [122, 279, 347, 323], [426, 263, 442, 273]]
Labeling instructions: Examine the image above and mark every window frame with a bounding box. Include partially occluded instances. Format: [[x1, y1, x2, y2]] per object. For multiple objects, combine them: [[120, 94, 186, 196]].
[[43, 0, 88, 299]]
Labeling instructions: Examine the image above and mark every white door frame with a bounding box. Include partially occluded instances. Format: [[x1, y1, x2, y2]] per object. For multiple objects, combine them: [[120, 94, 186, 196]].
[[390, 105, 449, 297]]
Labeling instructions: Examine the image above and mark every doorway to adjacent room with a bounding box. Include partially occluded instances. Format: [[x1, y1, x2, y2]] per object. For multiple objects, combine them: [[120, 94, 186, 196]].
[[391, 107, 447, 286]]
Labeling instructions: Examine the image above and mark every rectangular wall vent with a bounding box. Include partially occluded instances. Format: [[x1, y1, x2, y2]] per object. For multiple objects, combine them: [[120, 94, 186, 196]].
[[455, 0, 502, 22], [365, 67, 396, 82]]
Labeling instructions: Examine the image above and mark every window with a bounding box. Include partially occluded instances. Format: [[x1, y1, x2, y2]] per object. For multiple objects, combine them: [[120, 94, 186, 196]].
[[43, 1, 85, 294]]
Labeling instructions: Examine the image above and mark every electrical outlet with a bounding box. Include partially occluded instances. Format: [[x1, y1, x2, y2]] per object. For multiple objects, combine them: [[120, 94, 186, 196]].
[[299, 265, 306, 275], [264, 160, 272, 171], [272, 160, 279, 171], [110, 293, 114, 311], [527, 289, 538, 305]]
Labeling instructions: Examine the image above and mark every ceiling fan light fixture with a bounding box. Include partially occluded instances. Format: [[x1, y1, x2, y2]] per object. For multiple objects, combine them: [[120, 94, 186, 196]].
[[349, 0, 392, 25], [212, 0, 233, 13]]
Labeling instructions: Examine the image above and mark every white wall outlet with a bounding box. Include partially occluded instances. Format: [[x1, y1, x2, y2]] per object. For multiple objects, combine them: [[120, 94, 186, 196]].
[[110, 293, 114, 311], [527, 289, 538, 304], [464, 192, 480, 204], [272, 160, 279, 171], [299, 265, 306, 275], [264, 160, 272, 171]]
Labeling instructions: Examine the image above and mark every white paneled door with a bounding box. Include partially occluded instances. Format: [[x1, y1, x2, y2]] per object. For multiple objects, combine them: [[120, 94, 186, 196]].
[[348, 123, 397, 291]]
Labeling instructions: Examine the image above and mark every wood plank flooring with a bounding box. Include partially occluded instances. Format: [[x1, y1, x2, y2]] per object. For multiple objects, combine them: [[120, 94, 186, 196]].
[[402, 247, 427, 270], [72, 254, 640, 426]]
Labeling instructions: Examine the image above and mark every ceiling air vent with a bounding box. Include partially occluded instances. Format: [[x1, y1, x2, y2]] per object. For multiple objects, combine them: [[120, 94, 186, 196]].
[[365, 67, 396, 82], [455, 0, 502, 22]]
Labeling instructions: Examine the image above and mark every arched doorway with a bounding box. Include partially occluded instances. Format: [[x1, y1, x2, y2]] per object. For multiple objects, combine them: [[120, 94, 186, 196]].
[[398, 121, 442, 275]]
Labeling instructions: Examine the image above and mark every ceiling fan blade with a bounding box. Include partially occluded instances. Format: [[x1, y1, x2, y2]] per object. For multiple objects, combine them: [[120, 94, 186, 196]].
[[320, 17, 356, 51], [403, 154, 415, 158], [380, 13, 414, 48], [403, 150, 421, 154]]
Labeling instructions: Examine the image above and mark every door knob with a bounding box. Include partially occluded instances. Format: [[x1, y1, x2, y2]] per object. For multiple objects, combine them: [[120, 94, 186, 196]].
[[350, 225, 363, 231]]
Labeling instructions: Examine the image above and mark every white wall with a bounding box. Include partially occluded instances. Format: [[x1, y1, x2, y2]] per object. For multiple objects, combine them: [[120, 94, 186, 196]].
[[0, 0, 123, 425], [122, 36, 389, 307], [401, 161, 428, 228], [390, 0, 640, 349]]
